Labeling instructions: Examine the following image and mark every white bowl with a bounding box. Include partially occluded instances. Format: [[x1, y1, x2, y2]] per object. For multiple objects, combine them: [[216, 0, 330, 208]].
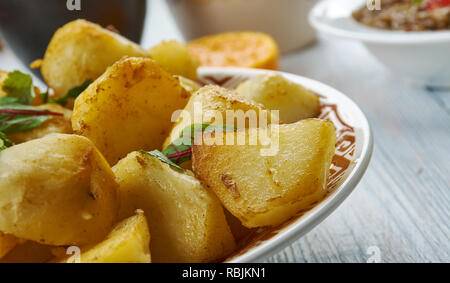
[[197, 67, 373, 262], [166, 0, 318, 53], [309, 0, 450, 87]]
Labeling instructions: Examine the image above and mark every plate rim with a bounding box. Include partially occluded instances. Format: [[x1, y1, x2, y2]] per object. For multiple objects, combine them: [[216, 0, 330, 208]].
[[197, 66, 374, 263]]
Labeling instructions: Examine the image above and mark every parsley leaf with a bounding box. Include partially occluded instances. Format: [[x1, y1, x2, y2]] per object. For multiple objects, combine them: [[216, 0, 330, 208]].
[[141, 124, 236, 170], [0, 131, 13, 151], [161, 123, 236, 165], [50, 79, 92, 106], [40, 89, 49, 104], [139, 150, 186, 171], [1, 70, 35, 105], [0, 97, 62, 135]]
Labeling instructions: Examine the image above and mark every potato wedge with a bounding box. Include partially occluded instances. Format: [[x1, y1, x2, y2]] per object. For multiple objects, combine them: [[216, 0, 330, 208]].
[[113, 151, 236, 262], [0, 241, 54, 263], [236, 74, 320, 123], [72, 57, 190, 165], [149, 40, 198, 81], [41, 19, 149, 97], [0, 232, 18, 259], [162, 85, 274, 149], [192, 119, 336, 228], [61, 210, 151, 263], [0, 134, 118, 245], [8, 103, 72, 144]]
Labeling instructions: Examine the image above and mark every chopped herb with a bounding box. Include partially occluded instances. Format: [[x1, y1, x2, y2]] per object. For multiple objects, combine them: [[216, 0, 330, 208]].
[[162, 123, 236, 165], [141, 124, 236, 170], [0, 131, 13, 151], [40, 89, 49, 104], [2, 70, 36, 105], [0, 97, 62, 135], [139, 150, 186, 171], [50, 79, 92, 106]]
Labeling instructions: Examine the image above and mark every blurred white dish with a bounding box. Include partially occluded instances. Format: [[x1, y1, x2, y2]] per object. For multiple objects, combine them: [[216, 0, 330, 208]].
[[309, 0, 450, 87], [197, 67, 373, 262], [166, 0, 318, 53]]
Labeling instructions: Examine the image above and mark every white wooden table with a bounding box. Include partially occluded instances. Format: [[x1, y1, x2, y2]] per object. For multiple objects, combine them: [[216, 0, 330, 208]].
[[1, 0, 448, 263]]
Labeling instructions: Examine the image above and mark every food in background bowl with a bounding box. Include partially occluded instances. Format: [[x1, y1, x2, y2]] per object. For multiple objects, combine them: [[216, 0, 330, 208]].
[[310, 0, 450, 87], [187, 31, 280, 70], [352, 0, 450, 31]]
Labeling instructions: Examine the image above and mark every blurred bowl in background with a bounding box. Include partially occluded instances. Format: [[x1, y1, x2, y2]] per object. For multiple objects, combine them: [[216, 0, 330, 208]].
[[309, 0, 450, 88], [166, 0, 318, 54]]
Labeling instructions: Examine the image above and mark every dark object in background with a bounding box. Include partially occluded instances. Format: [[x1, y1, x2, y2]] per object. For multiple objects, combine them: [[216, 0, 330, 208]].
[[0, 0, 147, 78]]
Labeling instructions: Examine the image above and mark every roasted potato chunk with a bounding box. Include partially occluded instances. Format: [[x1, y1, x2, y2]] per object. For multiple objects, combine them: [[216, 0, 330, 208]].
[[0, 134, 118, 245], [192, 119, 336, 228], [8, 103, 72, 144], [61, 210, 151, 263], [162, 85, 274, 149], [113, 151, 236, 262], [0, 232, 18, 259], [149, 40, 198, 81], [0, 241, 55, 263], [236, 74, 320, 123], [41, 19, 149, 97], [72, 57, 190, 165]]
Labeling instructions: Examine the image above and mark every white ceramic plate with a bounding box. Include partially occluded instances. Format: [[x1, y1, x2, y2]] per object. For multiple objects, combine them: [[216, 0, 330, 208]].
[[309, 0, 450, 87], [197, 67, 373, 263]]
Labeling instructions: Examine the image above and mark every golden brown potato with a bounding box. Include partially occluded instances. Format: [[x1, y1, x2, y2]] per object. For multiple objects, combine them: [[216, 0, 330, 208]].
[[61, 210, 151, 263], [235, 74, 320, 123], [41, 19, 149, 97], [113, 151, 236, 262], [72, 57, 190, 165], [0, 134, 118, 245], [162, 85, 274, 150], [0, 232, 18, 259], [192, 119, 336, 228], [8, 103, 72, 144], [0, 241, 54, 263], [149, 40, 198, 81]]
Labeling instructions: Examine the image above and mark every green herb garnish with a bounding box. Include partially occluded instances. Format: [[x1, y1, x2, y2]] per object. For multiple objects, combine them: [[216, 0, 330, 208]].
[[0, 97, 63, 135], [140, 124, 235, 170], [0, 132, 13, 151], [140, 150, 186, 171], [2, 70, 36, 105], [50, 79, 92, 106], [40, 89, 49, 104], [162, 123, 236, 165]]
